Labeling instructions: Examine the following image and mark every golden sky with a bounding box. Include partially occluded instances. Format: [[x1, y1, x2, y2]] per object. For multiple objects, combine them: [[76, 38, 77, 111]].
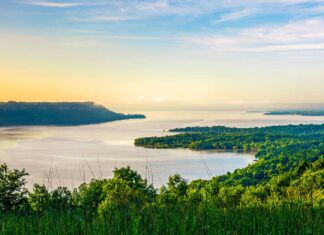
[[1, 1, 324, 111]]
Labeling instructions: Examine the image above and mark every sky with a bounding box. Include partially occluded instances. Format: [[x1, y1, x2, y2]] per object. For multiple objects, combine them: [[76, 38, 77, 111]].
[[0, 0, 324, 111]]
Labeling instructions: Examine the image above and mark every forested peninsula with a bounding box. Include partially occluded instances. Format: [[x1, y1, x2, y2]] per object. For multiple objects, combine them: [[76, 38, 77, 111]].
[[135, 124, 324, 187], [0, 102, 145, 126]]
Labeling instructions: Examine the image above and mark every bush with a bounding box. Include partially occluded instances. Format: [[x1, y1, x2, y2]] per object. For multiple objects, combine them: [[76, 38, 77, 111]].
[[0, 163, 28, 212]]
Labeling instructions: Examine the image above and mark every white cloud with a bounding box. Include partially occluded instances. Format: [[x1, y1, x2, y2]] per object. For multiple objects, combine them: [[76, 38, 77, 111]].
[[138, 1, 169, 11], [240, 19, 324, 43], [79, 16, 136, 22], [22, 0, 82, 8], [186, 18, 324, 52], [244, 43, 324, 52], [214, 9, 256, 23], [15, 0, 324, 53], [18, 0, 324, 23]]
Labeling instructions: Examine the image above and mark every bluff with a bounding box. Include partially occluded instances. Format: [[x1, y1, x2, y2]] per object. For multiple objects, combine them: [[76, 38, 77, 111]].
[[0, 102, 145, 126]]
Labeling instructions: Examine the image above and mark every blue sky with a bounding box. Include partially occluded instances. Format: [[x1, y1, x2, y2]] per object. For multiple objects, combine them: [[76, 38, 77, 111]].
[[1, 0, 324, 110], [2, 0, 324, 41]]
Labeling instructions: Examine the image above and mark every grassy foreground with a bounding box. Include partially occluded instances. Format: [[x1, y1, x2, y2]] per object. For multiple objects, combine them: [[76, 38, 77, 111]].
[[0, 203, 322, 235]]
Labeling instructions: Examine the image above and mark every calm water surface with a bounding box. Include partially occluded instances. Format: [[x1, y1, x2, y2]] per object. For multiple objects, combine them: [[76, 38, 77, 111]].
[[0, 111, 323, 189]]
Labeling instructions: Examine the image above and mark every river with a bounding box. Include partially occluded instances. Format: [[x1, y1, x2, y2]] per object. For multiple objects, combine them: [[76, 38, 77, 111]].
[[0, 111, 323, 189]]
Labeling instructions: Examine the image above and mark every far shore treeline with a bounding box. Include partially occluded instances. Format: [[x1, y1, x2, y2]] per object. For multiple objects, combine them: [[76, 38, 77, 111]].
[[265, 110, 324, 116], [0, 102, 145, 126], [0, 124, 323, 234]]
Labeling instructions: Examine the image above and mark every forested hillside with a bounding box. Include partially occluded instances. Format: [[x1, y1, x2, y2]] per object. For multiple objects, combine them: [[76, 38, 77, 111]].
[[0, 102, 145, 126]]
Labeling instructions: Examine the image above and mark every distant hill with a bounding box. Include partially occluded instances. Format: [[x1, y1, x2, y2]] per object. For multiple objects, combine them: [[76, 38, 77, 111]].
[[265, 110, 324, 116], [0, 102, 145, 126]]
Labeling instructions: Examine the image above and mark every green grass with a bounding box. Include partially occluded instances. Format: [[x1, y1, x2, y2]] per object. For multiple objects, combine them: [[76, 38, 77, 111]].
[[0, 203, 322, 235]]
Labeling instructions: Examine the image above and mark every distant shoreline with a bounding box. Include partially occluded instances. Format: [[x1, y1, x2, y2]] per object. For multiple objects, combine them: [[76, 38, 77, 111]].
[[246, 110, 324, 116], [264, 110, 324, 116], [0, 101, 145, 127]]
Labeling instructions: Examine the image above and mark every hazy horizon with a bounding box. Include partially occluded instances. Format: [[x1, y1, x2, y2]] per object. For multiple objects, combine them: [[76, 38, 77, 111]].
[[1, 100, 324, 113]]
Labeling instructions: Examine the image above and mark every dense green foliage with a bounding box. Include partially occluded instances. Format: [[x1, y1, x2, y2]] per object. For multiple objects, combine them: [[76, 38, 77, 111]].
[[0, 164, 323, 235], [0, 164, 28, 212], [135, 124, 324, 187], [0, 124, 323, 234], [0, 102, 145, 126]]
